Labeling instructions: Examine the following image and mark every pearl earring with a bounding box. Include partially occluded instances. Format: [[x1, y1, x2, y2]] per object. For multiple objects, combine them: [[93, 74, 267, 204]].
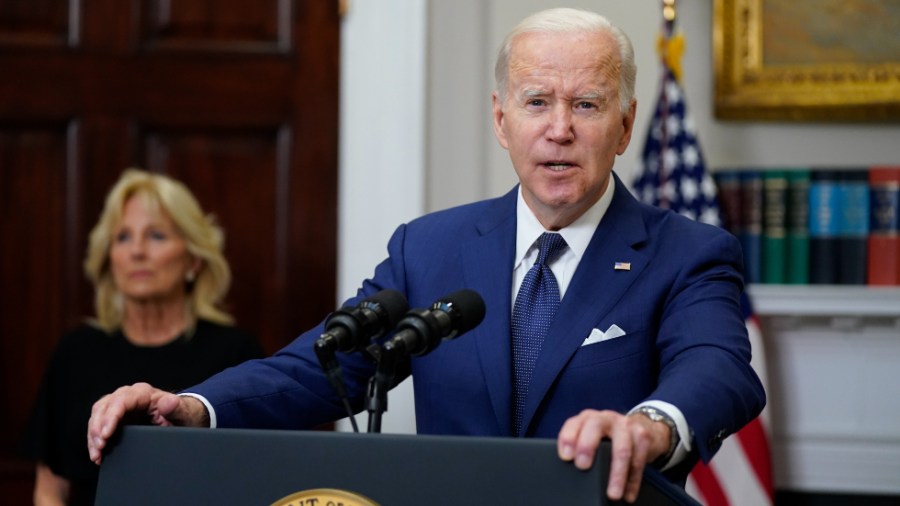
[[185, 271, 196, 283]]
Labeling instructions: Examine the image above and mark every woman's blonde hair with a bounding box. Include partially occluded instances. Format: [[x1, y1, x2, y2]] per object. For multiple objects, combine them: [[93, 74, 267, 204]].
[[84, 168, 234, 331]]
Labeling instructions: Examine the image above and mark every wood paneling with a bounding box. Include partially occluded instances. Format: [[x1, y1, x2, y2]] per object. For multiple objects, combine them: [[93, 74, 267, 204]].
[[0, 0, 339, 501], [0, 0, 72, 47], [138, 0, 292, 52]]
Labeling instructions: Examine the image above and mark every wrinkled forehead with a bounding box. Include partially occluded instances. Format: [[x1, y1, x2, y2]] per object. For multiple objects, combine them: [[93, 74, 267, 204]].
[[507, 31, 621, 89]]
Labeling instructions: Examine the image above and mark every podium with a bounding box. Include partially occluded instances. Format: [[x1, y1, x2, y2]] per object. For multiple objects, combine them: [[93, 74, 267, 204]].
[[96, 426, 699, 505]]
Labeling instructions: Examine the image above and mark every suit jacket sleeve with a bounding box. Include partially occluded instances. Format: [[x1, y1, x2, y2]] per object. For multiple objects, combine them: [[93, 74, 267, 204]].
[[185, 224, 417, 430]]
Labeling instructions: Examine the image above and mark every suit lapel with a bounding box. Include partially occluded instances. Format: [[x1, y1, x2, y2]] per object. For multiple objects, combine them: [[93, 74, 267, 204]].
[[461, 188, 517, 435], [521, 174, 651, 434]]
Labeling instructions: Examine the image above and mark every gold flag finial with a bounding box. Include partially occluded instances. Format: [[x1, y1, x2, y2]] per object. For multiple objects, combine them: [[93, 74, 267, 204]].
[[657, 32, 685, 82], [658, 0, 684, 82], [663, 0, 676, 22]]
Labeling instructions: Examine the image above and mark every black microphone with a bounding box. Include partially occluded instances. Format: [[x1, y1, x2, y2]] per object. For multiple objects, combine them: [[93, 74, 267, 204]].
[[314, 289, 408, 433], [383, 289, 486, 358], [315, 289, 409, 355], [365, 289, 485, 433]]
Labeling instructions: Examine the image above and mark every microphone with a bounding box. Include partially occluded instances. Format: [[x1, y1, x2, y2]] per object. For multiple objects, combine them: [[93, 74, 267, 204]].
[[315, 289, 409, 355], [365, 289, 485, 433], [383, 289, 486, 358], [314, 289, 408, 433]]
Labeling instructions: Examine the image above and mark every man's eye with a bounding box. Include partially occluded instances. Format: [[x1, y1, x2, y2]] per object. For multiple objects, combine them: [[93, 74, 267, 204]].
[[576, 101, 596, 109], [527, 99, 545, 107]]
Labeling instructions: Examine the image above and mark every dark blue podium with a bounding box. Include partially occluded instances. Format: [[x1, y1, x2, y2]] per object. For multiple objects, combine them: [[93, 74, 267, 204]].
[[96, 426, 699, 505]]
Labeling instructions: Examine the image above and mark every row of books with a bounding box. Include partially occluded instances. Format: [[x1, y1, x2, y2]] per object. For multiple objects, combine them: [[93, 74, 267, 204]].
[[713, 167, 900, 286]]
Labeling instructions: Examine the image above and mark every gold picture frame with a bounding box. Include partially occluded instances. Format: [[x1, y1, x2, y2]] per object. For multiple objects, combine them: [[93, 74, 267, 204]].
[[713, 0, 900, 121]]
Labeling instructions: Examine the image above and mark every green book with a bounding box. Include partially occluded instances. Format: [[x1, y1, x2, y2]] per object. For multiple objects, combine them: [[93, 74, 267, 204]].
[[786, 170, 810, 284], [762, 171, 789, 283]]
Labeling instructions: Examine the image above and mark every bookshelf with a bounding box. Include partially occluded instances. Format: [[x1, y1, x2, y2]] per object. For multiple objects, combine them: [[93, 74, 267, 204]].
[[749, 285, 900, 317]]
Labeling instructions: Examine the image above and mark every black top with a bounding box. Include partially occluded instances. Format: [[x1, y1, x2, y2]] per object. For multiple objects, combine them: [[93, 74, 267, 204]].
[[22, 319, 264, 505]]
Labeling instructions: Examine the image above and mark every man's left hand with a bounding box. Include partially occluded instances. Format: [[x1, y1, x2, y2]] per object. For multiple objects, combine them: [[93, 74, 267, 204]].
[[557, 409, 671, 503]]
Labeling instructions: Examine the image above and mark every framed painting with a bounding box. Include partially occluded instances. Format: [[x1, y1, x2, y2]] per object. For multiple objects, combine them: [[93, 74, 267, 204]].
[[714, 0, 900, 121]]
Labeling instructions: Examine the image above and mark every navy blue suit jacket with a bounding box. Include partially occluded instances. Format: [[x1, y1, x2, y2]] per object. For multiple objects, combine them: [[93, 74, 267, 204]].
[[191, 173, 765, 480]]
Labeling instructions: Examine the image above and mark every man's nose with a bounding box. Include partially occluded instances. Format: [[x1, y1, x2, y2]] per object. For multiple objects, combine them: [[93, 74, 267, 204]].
[[545, 105, 574, 143]]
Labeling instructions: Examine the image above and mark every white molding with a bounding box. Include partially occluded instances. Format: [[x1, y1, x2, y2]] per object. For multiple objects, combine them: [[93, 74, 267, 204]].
[[749, 285, 900, 317], [773, 438, 900, 494]]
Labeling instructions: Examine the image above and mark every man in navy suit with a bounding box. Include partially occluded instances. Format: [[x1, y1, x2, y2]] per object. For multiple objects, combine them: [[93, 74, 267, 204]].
[[89, 8, 764, 503]]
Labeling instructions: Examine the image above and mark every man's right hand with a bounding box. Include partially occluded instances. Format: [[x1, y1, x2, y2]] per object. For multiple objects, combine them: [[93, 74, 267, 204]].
[[87, 382, 209, 464]]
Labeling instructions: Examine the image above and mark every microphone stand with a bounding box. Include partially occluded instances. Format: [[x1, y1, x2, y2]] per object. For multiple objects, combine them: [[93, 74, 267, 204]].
[[314, 337, 361, 433], [364, 342, 400, 434]]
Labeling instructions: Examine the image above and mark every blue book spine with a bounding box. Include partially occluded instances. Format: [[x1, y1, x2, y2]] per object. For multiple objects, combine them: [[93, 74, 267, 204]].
[[739, 170, 763, 284], [837, 170, 870, 284], [808, 170, 841, 284]]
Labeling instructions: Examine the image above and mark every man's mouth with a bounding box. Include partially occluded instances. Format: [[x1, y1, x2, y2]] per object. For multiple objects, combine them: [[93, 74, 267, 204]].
[[542, 161, 574, 171]]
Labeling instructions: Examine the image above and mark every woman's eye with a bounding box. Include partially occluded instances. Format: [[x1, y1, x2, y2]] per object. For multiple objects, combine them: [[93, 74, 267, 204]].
[[149, 230, 167, 241], [114, 231, 130, 243]]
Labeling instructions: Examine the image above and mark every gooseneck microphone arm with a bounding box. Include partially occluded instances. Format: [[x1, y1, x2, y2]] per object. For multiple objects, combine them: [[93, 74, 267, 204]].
[[366, 289, 486, 433], [313, 339, 358, 431]]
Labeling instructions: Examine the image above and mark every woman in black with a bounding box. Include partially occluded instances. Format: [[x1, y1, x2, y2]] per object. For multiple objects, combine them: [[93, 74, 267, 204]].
[[24, 169, 263, 505]]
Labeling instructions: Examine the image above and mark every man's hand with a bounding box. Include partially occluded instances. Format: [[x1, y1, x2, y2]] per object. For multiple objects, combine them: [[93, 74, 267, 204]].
[[87, 382, 209, 464], [557, 409, 672, 503]]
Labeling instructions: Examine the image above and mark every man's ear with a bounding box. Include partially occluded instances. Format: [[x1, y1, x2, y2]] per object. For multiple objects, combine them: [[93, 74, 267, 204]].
[[616, 98, 637, 155], [492, 91, 509, 150]]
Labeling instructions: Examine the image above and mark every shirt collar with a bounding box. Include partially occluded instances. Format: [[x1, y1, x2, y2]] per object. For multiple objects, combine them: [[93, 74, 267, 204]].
[[514, 176, 615, 267]]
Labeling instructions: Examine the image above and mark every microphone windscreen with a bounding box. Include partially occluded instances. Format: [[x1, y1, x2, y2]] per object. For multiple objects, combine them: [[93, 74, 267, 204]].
[[365, 289, 409, 326], [438, 288, 486, 334]]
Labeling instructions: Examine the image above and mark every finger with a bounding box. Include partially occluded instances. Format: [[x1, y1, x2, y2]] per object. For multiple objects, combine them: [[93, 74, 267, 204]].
[[87, 395, 113, 463], [606, 417, 636, 501], [149, 392, 182, 426], [87, 383, 156, 464], [623, 421, 651, 503], [557, 411, 588, 462], [87, 390, 132, 462], [572, 412, 608, 471]]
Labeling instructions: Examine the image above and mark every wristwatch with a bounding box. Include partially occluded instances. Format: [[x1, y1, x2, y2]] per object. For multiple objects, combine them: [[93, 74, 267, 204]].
[[633, 406, 680, 467]]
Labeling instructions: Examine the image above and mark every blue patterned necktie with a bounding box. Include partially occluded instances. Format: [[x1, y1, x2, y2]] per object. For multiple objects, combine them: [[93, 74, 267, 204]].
[[511, 232, 568, 435]]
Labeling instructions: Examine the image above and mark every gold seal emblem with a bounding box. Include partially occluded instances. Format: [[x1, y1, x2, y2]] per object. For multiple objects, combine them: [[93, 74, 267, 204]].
[[271, 488, 380, 506]]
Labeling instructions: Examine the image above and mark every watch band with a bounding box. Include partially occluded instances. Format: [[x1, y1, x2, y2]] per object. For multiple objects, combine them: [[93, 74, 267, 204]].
[[633, 405, 680, 467]]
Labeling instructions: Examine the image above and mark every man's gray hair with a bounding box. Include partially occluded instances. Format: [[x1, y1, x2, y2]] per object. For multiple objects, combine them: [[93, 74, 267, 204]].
[[494, 7, 637, 114]]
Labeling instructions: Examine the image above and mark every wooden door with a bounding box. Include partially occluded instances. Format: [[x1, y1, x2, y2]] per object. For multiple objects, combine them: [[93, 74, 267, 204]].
[[0, 0, 340, 501]]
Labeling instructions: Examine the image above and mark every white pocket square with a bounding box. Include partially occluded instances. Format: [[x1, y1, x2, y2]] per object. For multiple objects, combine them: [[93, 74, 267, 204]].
[[582, 324, 627, 346]]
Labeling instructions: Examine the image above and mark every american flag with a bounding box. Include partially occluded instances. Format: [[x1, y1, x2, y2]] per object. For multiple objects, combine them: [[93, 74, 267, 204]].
[[631, 28, 774, 506]]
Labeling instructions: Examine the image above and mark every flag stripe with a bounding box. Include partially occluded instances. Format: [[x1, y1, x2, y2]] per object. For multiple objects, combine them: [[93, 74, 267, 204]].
[[689, 462, 730, 506], [736, 418, 775, 500], [711, 434, 773, 506]]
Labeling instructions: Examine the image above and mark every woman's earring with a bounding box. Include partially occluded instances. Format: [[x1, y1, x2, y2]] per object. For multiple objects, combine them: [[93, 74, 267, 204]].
[[185, 271, 196, 283]]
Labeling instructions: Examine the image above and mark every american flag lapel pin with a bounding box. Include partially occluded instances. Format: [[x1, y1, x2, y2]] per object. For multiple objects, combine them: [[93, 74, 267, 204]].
[[614, 261, 631, 271]]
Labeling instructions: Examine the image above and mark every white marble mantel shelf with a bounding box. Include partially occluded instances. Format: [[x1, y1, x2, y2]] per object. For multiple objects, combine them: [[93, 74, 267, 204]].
[[749, 285, 900, 318]]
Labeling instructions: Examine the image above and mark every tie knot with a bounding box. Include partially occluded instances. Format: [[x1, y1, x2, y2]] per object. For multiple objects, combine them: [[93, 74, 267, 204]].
[[535, 232, 567, 266]]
